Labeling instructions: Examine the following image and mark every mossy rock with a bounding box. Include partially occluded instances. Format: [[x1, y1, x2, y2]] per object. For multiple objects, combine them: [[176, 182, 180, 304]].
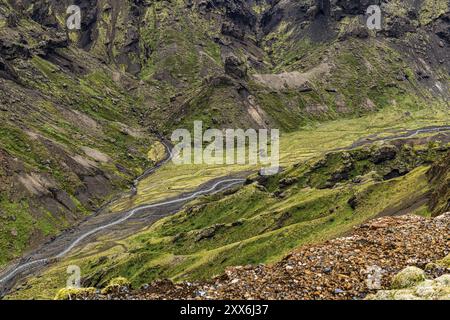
[[101, 277, 131, 295], [435, 274, 450, 286], [147, 141, 166, 163], [436, 254, 450, 268], [392, 289, 423, 300], [54, 287, 97, 300], [391, 266, 426, 289], [367, 275, 450, 300]]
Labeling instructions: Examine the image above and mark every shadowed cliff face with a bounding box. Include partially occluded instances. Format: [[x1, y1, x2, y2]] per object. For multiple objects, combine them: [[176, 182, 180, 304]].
[[9, 0, 449, 82], [0, 0, 158, 265]]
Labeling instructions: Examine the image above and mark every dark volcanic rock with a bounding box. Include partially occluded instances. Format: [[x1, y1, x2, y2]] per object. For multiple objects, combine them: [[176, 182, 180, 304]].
[[221, 22, 245, 40], [0, 56, 19, 81], [435, 13, 450, 44], [370, 145, 397, 164], [0, 38, 31, 60]]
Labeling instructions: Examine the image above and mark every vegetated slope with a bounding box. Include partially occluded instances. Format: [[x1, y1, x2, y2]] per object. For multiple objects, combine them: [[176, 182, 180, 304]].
[[13, 0, 450, 132], [1, 0, 450, 298], [55, 213, 450, 300], [79, 142, 450, 287], [0, 1, 159, 266], [428, 149, 450, 216]]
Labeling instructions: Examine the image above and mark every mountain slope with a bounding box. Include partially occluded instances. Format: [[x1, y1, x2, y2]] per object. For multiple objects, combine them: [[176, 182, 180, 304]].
[[13, 0, 450, 132], [0, 0, 449, 299], [0, 0, 159, 265], [6, 142, 449, 299]]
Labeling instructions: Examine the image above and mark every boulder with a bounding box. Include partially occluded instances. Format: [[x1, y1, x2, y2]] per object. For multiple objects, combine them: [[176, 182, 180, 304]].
[[224, 55, 247, 79], [370, 145, 397, 164], [391, 266, 426, 289]]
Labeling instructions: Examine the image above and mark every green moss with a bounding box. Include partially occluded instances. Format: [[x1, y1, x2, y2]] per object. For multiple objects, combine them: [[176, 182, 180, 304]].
[[147, 141, 166, 163], [420, 0, 448, 25], [392, 266, 426, 289], [0, 199, 33, 265], [436, 254, 450, 268]]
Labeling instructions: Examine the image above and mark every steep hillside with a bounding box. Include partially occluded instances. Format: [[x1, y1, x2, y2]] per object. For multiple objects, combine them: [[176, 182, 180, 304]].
[[0, 0, 449, 300], [428, 151, 450, 216], [7, 140, 449, 299], [13, 0, 450, 132], [0, 0, 159, 265]]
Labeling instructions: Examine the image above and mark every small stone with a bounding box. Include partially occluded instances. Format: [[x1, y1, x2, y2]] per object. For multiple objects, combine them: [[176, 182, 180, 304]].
[[196, 290, 207, 297]]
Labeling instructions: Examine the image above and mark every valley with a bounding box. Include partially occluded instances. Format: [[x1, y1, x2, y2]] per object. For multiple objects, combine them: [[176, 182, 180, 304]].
[[3, 116, 449, 299]]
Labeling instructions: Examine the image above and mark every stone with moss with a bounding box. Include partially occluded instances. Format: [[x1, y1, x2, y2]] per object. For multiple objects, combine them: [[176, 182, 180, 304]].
[[435, 274, 450, 286], [391, 266, 426, 289], [367, 263, 450, 300], [101, 277, 132, 295], [54, 287, 97, 300], [367, 276, 450, 300], [436, 254, 450, 268]]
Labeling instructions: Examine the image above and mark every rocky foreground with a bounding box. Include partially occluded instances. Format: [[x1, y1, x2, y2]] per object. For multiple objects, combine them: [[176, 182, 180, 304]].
[[58, 213, 450, 300]]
